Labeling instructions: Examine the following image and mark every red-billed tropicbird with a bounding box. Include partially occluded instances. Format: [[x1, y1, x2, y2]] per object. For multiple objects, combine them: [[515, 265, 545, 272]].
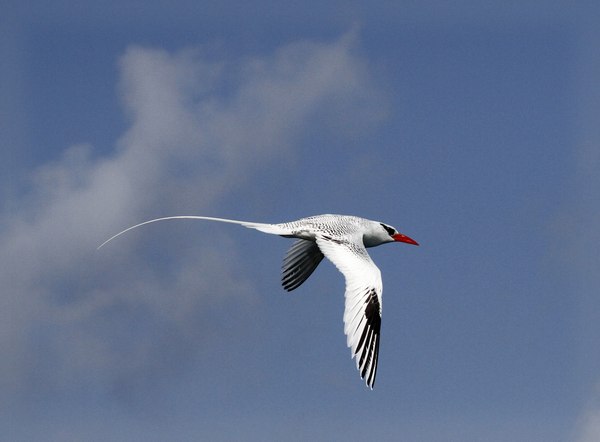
[[99, 214, 419, 388]]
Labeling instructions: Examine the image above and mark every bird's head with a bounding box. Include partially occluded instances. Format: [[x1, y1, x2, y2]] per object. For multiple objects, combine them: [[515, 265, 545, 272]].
[[374, 222, 419, 247]]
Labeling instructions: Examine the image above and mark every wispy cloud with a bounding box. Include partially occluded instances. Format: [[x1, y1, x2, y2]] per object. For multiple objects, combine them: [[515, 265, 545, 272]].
[[0, 33, 381, 406], [576, 393, 600, 442], [568, 8, 600, 442]]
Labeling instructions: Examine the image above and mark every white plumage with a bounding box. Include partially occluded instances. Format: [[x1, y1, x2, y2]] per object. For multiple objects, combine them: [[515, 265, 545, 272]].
[[99, 214, 419, 389]]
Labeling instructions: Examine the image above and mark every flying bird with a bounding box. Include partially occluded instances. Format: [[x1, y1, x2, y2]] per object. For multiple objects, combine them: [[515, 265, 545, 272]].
[[99, 214, 419, 388]]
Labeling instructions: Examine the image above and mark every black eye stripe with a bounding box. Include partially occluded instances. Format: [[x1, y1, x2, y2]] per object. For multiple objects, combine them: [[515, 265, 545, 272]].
[[380, 223, 395, 236]]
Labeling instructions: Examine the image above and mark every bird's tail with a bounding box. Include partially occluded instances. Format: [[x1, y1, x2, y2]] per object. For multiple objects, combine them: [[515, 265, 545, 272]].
[[97, 215, 289, 250]]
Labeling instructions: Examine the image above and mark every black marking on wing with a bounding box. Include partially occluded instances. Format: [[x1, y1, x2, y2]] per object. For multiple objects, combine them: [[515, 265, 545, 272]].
[[321, 234, 345, 245], [355, 288, 381, 388], [281, 239, 324, 291]]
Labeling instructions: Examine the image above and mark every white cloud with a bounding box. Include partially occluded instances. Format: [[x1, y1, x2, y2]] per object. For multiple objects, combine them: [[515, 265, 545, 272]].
[[0, 33, 381, 403], [576, 401, 600, 442], [568, 7, 600, 441]]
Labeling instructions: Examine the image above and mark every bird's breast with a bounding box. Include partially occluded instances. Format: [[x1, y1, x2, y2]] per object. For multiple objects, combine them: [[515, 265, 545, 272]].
[[290, 230, 317, 241]]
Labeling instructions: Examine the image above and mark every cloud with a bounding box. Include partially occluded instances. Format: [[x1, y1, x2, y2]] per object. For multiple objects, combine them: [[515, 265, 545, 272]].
[[0, 32, 381, 408], [576, 397, 600, 442], [568, 8, 600, 441]]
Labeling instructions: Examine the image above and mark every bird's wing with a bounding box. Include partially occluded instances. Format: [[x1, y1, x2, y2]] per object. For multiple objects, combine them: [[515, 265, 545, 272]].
[[315, 234, 383, 389], [281, 239, 325, 291]]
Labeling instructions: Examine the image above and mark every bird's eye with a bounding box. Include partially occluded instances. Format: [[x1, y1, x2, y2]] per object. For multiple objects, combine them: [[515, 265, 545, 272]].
[[380, 223, 395, 236]]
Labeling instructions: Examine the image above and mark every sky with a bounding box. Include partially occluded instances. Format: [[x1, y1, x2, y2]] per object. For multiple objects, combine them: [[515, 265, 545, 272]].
[[1, 1, 600, 441]]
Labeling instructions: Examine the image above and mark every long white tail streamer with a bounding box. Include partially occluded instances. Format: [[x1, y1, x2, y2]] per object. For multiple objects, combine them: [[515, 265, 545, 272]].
[[97, 216, 282, 250]]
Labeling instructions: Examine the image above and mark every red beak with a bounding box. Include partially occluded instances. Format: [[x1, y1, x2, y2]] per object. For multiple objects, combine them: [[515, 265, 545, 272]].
[[392, 233, 419, 246]]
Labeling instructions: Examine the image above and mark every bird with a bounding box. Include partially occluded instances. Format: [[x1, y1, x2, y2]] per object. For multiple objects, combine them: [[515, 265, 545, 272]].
[[99, 214, 419, 388]]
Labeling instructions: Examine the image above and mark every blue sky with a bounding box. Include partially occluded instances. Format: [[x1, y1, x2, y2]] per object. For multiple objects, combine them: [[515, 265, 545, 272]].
[[2, 1, 600, 441]]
